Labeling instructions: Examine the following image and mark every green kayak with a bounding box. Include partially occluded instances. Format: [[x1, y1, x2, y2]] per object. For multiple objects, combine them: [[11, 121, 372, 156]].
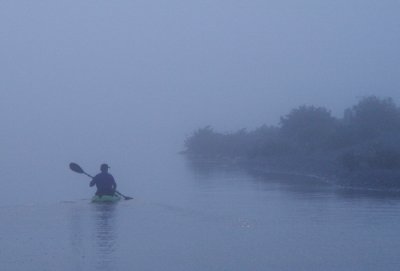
[[91, 194, 121, 203]]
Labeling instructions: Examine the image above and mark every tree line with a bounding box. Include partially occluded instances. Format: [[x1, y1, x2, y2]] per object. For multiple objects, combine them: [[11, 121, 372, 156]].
[[184, 96, 400, 186]]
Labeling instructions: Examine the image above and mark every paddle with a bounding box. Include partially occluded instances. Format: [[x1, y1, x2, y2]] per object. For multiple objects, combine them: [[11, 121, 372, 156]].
[[69, 162, 94, 178], [69, 162, 133, 200]]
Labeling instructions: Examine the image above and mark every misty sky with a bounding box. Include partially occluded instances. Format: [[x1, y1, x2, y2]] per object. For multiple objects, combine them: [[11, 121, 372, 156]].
[[0, 1, 399, 189]]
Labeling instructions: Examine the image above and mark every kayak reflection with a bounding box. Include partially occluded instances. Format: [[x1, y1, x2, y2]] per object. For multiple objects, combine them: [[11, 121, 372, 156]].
[[92, 203, 118, 271]]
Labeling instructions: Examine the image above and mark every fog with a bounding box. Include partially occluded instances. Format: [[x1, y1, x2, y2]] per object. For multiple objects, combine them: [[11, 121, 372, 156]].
[[1, 1, 399, 200], [2, 2, 400, 270]]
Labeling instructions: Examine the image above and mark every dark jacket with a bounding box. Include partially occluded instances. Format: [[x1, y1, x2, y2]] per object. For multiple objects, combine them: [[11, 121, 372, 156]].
[[90, 172, 117, 196]]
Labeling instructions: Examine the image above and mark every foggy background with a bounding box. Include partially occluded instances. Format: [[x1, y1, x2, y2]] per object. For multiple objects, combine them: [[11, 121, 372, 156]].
[[1, 0, 399, 203]]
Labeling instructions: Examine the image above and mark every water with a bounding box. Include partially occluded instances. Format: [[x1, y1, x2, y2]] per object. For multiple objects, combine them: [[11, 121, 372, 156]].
[[1, 155, 400, 271]]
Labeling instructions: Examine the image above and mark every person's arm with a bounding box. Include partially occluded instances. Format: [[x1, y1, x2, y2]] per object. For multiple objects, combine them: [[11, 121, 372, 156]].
[[111, 175, 117, 191], [90, 176, 96, 187]]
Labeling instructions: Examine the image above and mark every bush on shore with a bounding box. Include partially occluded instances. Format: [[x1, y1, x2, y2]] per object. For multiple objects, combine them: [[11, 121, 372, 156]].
[[183, 96, 400, 187]]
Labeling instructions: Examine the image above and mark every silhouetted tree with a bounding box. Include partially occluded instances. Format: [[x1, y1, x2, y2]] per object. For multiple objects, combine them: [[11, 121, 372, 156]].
[[344, 96, 400, 140], [279, 105, 338, 151], [184, 126, 221, 156]]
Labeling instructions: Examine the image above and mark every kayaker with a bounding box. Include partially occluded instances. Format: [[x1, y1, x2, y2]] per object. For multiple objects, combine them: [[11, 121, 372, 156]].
[[90, 163, 117, 196]]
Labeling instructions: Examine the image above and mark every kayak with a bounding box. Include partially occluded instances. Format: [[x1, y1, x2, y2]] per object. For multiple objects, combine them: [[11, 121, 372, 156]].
[[91, 194, 121, 203]]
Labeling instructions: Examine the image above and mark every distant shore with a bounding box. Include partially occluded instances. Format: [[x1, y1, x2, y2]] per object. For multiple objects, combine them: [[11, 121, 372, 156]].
[[183, 96, 400, 191]]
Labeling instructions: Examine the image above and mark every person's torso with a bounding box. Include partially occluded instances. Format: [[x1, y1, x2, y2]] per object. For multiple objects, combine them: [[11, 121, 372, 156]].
[[94, 173, 114, 194]]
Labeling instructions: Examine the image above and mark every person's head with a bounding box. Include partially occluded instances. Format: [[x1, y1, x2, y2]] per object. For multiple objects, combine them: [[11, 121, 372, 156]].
[[100, 163, 110, 173]]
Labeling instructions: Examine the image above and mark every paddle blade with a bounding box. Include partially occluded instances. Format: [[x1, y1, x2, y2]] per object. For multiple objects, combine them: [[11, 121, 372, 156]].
[[69, 162, 84, 174], [115, 191, 133, 200]]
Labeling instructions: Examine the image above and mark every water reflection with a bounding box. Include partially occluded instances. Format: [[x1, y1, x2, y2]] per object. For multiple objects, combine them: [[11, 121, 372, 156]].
[[186, 158, 400, 201], [92, 203, 118, 271]]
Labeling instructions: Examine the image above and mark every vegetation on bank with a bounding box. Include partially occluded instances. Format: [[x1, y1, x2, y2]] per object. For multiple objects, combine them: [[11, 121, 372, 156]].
[[183, 96, 400, 189]]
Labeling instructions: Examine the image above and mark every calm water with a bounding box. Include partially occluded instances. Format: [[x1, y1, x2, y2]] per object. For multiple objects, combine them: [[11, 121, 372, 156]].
[[1, 155, 400, 271]]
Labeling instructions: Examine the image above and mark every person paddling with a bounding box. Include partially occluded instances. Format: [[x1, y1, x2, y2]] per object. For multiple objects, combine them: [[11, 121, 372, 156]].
[[90, 163, 117, 196]]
